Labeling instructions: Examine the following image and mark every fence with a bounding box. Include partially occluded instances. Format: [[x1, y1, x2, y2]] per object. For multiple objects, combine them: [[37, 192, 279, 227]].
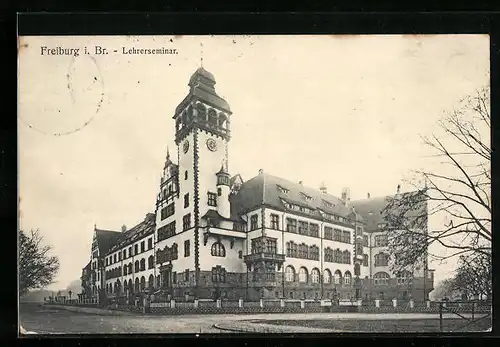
[[437, 300, 492, 332]]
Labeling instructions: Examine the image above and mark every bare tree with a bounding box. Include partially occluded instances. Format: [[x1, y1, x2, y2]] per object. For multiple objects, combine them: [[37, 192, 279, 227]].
[[451, 249, 491, 300], [19, 229, 60, 296], [381, 86, 491, 283]]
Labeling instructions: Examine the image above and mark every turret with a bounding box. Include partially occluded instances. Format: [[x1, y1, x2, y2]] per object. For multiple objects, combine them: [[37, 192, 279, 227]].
[[216, 163, 231, 219]]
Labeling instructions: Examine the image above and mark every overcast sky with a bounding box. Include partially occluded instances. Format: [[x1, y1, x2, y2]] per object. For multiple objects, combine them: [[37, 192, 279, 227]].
[[18, 35, 489, 291]]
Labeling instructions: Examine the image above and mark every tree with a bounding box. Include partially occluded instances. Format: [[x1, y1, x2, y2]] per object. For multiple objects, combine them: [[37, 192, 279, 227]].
[[381, 86, 491, 290], [451, 249, 491, 300], [431, 278, 455, 300], [19, 229, 60, 296]]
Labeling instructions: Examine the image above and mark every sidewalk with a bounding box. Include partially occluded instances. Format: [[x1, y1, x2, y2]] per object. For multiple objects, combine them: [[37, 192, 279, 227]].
[[214, 321, 338, 333], [45, 304, 136, 316]]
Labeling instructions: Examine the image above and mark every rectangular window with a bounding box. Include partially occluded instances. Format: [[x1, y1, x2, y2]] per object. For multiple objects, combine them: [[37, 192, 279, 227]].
[[250, 214, 258, 230], [324, 226, 333, 240], [342, 231, 351, 244], [183, 214, 191, 231], [161, 203, 175, 220], [270, 214, 280, 230], [106, 258, 109, 266], [184, 193, 190, 208], [309, 223, 319, 237], [118, 252, 122, 261], [128, 246, 132, 257], [363, 235, 368, 247], [363, 254, 369, 267], [134, 244, 138, 255], [123, 249, 127, 259], [148, 238, 153, 250], [286, 218, 297, 233], [298, 221, 309, 235], [266, 239, 277, 254], [184, 239, 190, 257], [141, 241, 145, 253], [208, 192, 217, 207]]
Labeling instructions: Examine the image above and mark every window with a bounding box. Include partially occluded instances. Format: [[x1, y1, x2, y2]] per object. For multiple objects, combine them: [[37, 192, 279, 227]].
[[374, 272, 390, 286], [308, 245, 320, 260], [140, 259, 146, 271], [148, 255, 154, 269], [184, 269, 189, 282], [323, 269, 332, 284], [250, 214, 258, 230], [374, 253, 389, 267], [161, 203, 175, 220], [128, 263, 132, 274], [286, 218, 297, 233], [270, 214, 279, 230], [343, 250, 351, 264], [363, 235, 369, 247], [211, 266, 227, 283], [301, 193, 312, 201], [299, 267, 308, 283], [334, 270, 342, 285], [356, 226, 363, 237], [311, 268, 320, 283], [184, 170, 188, 180], [118, 252, 122, 261], [208, 192, 217, 207], [363, 254, 368, 267], [211, 242, 226, 257], [298, 243, 308, 258], [333, 229, 342, 241], [217, 187, 222, 196], [277, 185, 289, 194], [324, 247, 333, 262], [285, 266, 295, 282], [310, 223, 319, 237], [158, 221, 176, 241], [342, 231, 351, 244], [183, 214, 191, 231], [184, 193, 190, 208], [397, 271, 412, 285], [374, 235, 388, 247], [238, 250, 242, 259], [298, 221, 309, 235], [123, 249, 127, 259], [324, 226, 333, 240], [123, 265, 128, 275], [344, 271, 352, 286], [141, 241, 145, 253], [128, 246, 132, 257], [184, 240, 190, 257], [134, 260, 140, 273], [148, 238, 153, 250], [106, 258, 109, 266], [134, 244, 138, 255]]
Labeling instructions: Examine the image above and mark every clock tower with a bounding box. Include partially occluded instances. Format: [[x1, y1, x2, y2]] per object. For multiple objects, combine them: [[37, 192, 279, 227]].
[[173, 67, 233, 293]]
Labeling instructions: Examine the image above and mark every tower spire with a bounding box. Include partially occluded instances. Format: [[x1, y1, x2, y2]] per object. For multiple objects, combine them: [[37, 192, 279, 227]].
[[166, 147, 170, 161]]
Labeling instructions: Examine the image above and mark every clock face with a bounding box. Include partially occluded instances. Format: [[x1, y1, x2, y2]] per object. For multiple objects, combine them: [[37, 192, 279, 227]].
[[206, 138, 217, 152], [183, 140, 189, 153]]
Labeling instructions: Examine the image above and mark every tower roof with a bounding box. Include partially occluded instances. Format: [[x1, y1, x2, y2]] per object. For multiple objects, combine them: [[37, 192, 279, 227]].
[[189, 67, 215, 85]]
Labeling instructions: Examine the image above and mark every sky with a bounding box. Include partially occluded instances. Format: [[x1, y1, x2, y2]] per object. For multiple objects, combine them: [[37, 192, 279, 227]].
[[18, 35, 490, 291]]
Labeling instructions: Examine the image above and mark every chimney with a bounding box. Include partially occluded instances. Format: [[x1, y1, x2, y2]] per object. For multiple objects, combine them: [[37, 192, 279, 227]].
[[397, 184, 401, 194], [298, 181, 303, 185], [121, 225, 127, 232], [367, 192, 371, 199], [341, 187, 351, 206], [258, 169, 264, 175], [319, 183, 327, 194]]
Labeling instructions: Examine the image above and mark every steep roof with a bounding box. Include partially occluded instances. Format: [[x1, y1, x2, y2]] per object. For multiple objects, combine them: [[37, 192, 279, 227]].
[[230, 172, 353, 219], [95, 229, 121, 255], [351, 191, 426, 232], [107, 213, 156, 255]]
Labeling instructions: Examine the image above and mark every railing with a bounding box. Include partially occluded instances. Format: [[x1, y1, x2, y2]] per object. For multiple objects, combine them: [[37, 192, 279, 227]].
[[438, 300, 492, 332], [244, 252, 285, 263]]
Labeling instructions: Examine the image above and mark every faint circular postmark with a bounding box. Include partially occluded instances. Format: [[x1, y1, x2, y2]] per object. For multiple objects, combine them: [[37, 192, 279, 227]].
[[19, 54, 105, 137]]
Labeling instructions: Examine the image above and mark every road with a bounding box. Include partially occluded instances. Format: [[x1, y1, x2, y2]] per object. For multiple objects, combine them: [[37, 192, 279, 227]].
[[19, 303, 490, 334]]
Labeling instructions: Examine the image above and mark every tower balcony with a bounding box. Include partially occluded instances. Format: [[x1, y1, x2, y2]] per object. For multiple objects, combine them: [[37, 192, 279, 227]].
[[244, 252, 285, 264]]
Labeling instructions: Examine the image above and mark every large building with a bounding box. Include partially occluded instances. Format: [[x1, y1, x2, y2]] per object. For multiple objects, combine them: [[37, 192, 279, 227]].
[[82, 67, 434, 304]]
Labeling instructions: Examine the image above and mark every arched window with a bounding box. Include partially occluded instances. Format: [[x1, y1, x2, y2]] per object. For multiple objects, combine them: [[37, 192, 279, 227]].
[[374, 272, 390, 286], [140, 276, 146, 291], [116, 280, 121, 294], [211, 242, 226, 257], [148, 255, 154, 269], [208, 108, 218, 125], [344, 271, 352, 286], [285, 265, 295, 282], [323, 269, 332, 284], [334, 270, 342, 285], [148, 274, 155, 290], [219, 113, 227, 129], [140, 259, 146, 271], [128, 263, 132, 274], [299, 267, 308, 283], [134, 278, 140, 292], [128, 279, 133, 293], [311, 268, 320, 283], [134, 260, 140, 273]]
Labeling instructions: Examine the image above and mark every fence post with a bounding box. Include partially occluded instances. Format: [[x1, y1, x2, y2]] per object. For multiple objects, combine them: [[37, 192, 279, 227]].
[[472, 302, 476, 320], [259, 299, 264, 308], [409, 299, 414, 309], [280, 299, 285, 308], [170, 299, 176, 309], [375, 299, 380, 308], [194, 299, 199, 308], [300, 300, 305, 309], [238, 298, 243, 308], [439, 302, 443, 332], [426, 300, 430, 309], [216, 299, 221, 308], [392, 298, 397, 308]]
